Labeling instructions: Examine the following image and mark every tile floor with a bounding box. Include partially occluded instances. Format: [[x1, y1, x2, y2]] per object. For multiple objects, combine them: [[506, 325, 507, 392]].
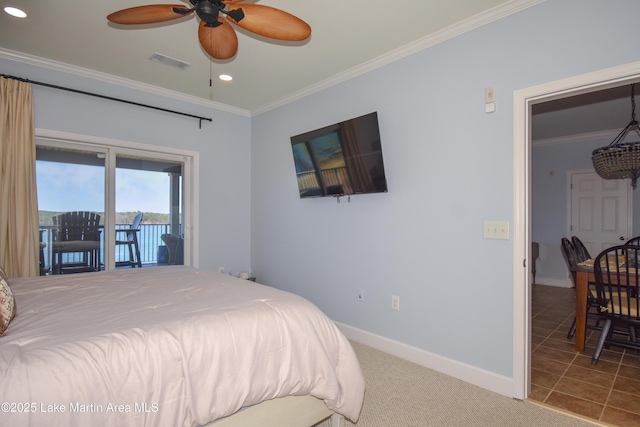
[[529, 284, 640, 426]]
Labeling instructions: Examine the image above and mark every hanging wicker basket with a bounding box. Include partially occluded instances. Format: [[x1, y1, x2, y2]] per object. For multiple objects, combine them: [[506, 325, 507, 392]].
[[592, 141, 640, 187], [591, 84, 640, 189]]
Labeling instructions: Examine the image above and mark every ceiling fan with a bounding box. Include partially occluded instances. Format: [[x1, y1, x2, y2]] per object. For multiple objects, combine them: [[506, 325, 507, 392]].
[[107, 0, 311, 60]]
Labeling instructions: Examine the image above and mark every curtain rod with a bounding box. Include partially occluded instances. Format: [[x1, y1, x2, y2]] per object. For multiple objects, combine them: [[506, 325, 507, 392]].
[[0, 73, 213, 128]]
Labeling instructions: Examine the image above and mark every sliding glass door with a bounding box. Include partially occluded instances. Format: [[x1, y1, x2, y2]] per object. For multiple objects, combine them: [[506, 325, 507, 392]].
[[36, 137, 193, 274], [115, 154, 184, 267], [36, 145, 106, 274]]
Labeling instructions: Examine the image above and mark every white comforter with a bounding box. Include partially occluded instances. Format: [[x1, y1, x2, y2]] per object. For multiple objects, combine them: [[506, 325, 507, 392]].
[[0, 267, 364, 426]]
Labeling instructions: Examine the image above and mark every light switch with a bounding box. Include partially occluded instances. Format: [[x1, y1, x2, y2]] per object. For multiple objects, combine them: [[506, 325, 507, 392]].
[[484, 221, 509, 240], [485, 85, 496, 103]]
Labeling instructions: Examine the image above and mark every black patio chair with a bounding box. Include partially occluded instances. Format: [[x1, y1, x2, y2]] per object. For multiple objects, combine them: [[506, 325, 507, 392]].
[[51, 211, 102, 274], [115, 213, 143, 268]]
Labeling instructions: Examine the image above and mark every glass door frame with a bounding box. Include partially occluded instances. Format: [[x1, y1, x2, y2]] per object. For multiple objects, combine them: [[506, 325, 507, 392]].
[[36, 129, 199, 271]]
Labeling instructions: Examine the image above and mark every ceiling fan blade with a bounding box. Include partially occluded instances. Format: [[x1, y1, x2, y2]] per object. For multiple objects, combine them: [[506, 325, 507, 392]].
[[225, 4, 311, 41], [198, 20, 238, 60], [107, 5, 192, 25]]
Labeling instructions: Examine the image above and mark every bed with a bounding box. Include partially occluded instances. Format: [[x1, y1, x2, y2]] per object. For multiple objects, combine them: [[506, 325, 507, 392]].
[[0, 266, 365, 426]]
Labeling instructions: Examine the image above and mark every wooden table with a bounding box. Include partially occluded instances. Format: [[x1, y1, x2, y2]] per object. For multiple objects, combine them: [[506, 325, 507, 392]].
[[573, 266, 593, 352]]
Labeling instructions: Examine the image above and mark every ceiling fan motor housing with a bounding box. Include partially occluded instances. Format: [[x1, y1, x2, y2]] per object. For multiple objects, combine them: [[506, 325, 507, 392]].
[[193, 0, 224, 24]]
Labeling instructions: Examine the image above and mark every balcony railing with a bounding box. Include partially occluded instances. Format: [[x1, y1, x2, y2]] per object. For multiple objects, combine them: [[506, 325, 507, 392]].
[[296, 167, 352, 195], [41, 223, 174, 269], [115, 223, 172, 264]]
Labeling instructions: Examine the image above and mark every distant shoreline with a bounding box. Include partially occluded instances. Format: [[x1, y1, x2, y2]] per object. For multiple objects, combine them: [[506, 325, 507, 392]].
[[38, 211, 170, 225]]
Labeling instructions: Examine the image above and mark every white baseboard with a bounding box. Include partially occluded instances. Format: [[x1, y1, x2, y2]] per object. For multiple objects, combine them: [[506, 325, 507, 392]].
[[335, 322, 514, 398], [534, 276, 573, 288]]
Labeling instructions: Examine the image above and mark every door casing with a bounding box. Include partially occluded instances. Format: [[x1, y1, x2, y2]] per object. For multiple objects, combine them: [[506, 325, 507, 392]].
[[513, 61, 640, 400]]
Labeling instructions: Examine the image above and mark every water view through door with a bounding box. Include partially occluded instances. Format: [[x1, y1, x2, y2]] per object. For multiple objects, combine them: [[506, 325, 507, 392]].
[[115, 154, 184, 267], [36, 143, 184, 272]]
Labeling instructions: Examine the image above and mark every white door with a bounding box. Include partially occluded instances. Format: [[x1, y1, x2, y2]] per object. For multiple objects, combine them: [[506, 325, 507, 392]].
[[570, 171, 632, 256]]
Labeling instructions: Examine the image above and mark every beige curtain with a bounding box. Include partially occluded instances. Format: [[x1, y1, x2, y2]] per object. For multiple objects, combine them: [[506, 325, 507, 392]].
[[0, 77, 40, 278]]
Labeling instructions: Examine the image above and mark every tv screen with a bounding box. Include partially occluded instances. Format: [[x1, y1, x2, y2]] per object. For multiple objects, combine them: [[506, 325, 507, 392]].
[[290, 112, 388, 198]]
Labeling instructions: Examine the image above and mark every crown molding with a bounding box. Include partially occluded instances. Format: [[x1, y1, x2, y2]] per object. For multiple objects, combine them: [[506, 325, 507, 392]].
[[532, 129, 619, 147], [0, 48, 251, 117], [0, 0, 543, 117], [252, 0, 545, 115]]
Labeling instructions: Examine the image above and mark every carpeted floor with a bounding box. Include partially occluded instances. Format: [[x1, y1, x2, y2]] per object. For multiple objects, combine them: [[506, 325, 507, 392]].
[[316, 341, 603, 426]]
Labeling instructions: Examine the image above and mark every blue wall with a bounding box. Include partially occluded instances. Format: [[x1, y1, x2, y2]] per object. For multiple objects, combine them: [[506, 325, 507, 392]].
[[0, 56, 253, 275], [250, 0, 640, 378], [3, 0, 640, 386]]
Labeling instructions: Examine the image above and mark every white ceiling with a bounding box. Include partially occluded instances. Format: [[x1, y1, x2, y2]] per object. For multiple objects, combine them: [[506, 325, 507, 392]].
[[0, 0, 518, 114], [532, 84, 640, 143], [0, 0, 636, 140]]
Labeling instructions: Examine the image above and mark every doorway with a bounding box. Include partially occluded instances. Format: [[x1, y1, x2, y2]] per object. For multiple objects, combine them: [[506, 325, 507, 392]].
[[513, 61, 640, 400]]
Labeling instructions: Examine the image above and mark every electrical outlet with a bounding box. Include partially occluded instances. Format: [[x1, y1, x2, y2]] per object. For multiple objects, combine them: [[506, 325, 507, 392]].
[[357, 288, 364, 302], [218, 267, 225, 274], [391, 295, 400, 311]]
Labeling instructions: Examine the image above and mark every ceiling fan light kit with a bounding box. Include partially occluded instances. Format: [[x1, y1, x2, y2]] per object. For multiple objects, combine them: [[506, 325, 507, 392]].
[[592, 84, 640, 189], [107, 0, 311, 60]]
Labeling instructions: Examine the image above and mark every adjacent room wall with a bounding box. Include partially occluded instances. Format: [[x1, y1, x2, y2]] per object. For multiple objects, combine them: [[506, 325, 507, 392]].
[[250, 0, 640, 382], [533, 136, 640, 287]]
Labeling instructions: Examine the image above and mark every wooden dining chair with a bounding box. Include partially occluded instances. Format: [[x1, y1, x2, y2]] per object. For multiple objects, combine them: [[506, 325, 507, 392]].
[[591, 244, 640, 364], [561, 237, 600, 340], [571, 236, 591, 263], [115, 213, 143, 268], [562, 238, 580, 338], [625, 236, 640, 246], [51, 211, 102, 274], [561, 238, 579, 286]]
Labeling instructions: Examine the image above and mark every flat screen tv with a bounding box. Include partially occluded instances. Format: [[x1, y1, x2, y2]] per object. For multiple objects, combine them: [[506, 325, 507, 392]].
[[290, 112, 388, 198]]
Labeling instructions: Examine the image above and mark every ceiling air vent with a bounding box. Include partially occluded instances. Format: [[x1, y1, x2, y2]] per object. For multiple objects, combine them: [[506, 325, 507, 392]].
[[149, 53, 191, 70]]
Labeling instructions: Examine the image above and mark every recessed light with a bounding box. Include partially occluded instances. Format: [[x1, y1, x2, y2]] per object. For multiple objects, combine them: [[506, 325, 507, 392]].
[[4, 6, 27, 18], [219, 74, 233, 82]]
